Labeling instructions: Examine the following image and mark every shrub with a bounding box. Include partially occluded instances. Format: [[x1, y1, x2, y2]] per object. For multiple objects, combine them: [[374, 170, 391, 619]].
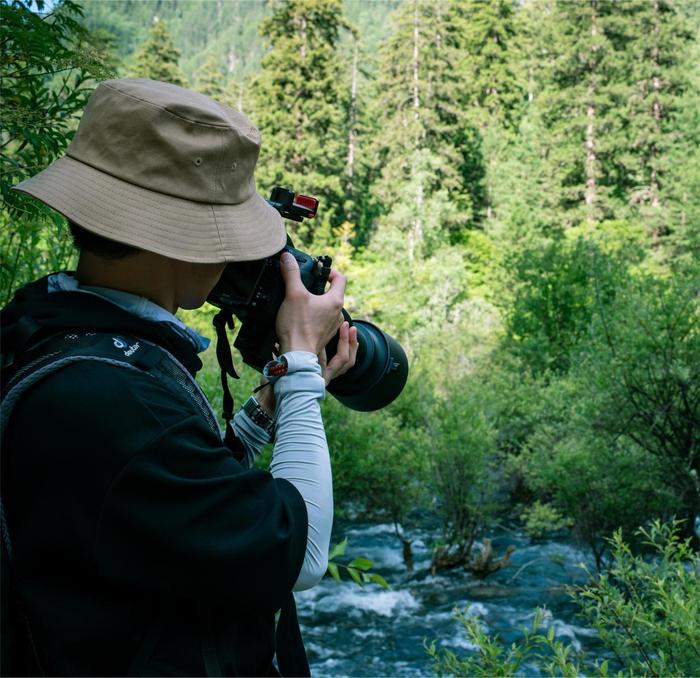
[[427, 520, 700, 677], [520, 501, 573, 540]]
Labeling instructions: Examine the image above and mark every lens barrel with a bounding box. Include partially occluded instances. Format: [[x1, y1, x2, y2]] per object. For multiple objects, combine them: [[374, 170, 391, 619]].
[[327, 320, 408, 411]]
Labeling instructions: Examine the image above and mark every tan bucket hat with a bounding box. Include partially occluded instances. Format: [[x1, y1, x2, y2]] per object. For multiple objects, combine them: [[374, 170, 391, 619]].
[[14, 78, 286, 263]]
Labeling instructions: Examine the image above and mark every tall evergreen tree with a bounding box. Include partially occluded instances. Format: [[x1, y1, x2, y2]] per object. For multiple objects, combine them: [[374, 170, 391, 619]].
[[368, 0, 477, 260], [457, 0, 524, 223], [195, 52, 226, 99], [530, 0, 627, 226], [459, 0, 523, 133], [524, 0, 698, 242], [130, 18, 188, 87], [615, 0, 697, 243], [247, 0, 353, 245]]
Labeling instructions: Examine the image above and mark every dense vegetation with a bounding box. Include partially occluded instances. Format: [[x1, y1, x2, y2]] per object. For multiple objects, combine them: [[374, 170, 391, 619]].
[[2, 0, 699, 671]]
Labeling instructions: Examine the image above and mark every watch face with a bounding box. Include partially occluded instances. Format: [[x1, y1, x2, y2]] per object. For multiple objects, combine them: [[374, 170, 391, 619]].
[[244, 397, 275, 435]]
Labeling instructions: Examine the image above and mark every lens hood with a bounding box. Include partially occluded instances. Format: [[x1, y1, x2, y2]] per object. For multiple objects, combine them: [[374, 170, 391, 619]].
[[327, 320, 408, 411]]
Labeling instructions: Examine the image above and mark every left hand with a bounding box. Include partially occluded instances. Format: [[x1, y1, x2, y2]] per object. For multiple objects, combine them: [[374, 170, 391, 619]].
[[319, 321, 359, 386], [256, 321, 358, 409]]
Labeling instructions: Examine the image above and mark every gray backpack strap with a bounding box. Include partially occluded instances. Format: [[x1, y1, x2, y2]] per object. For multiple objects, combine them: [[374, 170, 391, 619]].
[[1, 331, 222, 441]]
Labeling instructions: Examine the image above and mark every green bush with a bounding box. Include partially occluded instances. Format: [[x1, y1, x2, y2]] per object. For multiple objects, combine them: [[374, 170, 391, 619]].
[[427, 520, 700, 677], [428, 379, 502, 569], [1, 0, 116, 303], [520, 501, 573, 540]]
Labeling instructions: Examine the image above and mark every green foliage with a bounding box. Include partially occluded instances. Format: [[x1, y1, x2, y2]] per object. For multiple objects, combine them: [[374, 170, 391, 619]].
[[571, 268, 700, 524], [579, 520, 700, 676], [323, 390, 430, 528], [79, 0, 396, 87], [429, 379, 500, 553], [367, 0, 488, 255], [501, 237, 627, 376], [426, 607, 594, 677], [458, 0, 524, 133], [513, 266, 698, 565], [326, 538, 389, 589], [129, 18, 188, 86], [248, 0, 354, 245], [613, 0, 697, 243], [520, 501, 573, 540], [194, 52, 225, 99], [521, 422, 669, 569], [0, 0, 116, 302], [519, 0, 698, 233], [427, 521, 700, 677]]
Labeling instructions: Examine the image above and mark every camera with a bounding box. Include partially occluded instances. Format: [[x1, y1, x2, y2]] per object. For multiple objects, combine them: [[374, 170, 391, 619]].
[[207, 187, 408, 411]]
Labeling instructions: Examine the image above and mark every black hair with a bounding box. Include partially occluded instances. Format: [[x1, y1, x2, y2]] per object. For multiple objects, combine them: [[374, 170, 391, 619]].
[[68, 221, 140, 260]]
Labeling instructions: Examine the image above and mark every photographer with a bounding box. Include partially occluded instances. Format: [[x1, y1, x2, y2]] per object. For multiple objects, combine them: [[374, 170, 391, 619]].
[[0, 78, 357, 676]]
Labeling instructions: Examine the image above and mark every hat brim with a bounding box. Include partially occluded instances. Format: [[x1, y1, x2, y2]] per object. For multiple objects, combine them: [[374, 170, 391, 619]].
[[13, 156, 287, 263]]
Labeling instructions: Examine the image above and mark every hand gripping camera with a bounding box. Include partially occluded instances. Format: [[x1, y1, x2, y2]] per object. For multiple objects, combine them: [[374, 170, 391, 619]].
[[207, 187, 408, 411]]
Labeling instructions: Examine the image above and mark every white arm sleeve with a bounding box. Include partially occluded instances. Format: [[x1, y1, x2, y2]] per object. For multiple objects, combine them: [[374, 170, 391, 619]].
[[232, 407, 270, 469], [269, 352, 333, 591]]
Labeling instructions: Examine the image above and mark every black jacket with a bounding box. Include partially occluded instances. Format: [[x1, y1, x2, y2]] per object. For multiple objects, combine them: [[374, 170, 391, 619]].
[[1, 277, 309, 676]]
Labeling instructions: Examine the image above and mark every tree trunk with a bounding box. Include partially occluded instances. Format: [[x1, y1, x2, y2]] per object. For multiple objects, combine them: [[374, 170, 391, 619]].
[[292, 16, 308, 172], [409, 0, 422, 262], [393, 521, 414, 571], [345, 37, 358, 221], [585, 0, 598, 225], [237, 81, 244, 113], [412, 0, 420, 127], [401, 537, 414, 572], [649, 0, 662, 242]]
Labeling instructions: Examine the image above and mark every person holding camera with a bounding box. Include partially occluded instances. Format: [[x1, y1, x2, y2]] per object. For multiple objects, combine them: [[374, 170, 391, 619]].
[[0, 78, 358, 676]]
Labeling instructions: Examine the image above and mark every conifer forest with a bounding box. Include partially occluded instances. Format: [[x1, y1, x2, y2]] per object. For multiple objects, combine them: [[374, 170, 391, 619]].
[[1, 0, 699, 675]]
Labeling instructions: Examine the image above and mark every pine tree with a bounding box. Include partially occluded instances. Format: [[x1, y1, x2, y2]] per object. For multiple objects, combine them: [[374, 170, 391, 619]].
[[247, 0, 353, 246], [529, 0, 632, 226], [525, 0, 698, 242], [368, 0, 477, 260], [457, 0, 525, 223], [615, 0, 697, 243], [130, 18, 188, 87], [458, 0, 524, 133], [195, 52, 225, 99]]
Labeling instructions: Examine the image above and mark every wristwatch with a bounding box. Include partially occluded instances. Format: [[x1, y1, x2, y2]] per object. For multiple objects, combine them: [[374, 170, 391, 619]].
[[242, 395, 276, 438]]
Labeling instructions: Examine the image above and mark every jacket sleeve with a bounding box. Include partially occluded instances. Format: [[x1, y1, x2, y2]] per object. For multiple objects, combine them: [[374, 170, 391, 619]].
[[7, 359, 308, 613], [94, 418, 308, 613]]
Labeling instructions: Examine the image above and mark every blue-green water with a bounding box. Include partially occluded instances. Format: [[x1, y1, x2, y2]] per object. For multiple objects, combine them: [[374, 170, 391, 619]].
[[296, 522, 602, 676]]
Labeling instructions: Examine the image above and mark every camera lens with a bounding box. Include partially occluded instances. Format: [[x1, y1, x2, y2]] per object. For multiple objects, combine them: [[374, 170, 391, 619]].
[[326, 321, 408, 411]]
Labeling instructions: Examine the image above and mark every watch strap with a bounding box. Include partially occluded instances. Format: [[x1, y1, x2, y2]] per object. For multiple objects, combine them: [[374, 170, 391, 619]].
[[242, 396, 275, 437]]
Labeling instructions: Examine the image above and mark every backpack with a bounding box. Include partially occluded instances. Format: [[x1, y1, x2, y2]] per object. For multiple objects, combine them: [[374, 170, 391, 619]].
[[0, 330, 229, 677]]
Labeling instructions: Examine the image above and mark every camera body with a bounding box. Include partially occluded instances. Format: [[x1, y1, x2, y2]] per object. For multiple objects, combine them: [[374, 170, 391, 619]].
[[208, 239, 331, 371], [207, 187, 408, 411]]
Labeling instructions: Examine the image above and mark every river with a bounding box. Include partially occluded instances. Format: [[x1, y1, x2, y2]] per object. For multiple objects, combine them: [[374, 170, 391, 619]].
[[296, 521, 604, 676]]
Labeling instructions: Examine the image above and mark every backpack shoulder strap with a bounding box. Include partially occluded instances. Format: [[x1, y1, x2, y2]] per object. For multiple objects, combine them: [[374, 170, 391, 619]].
[[1, 331, 222, 440], [0, 331, 238, 677]]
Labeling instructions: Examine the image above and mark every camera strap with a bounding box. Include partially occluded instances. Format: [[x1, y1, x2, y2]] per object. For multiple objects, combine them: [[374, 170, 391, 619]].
[[212, 310, 243, 452]]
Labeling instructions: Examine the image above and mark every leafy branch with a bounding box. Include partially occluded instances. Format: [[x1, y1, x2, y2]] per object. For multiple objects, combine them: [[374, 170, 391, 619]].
[[326, 538, 389, 589]]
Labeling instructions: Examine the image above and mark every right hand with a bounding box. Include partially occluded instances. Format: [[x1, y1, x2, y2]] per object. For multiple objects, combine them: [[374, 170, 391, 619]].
[[276, 251, 346, 355]]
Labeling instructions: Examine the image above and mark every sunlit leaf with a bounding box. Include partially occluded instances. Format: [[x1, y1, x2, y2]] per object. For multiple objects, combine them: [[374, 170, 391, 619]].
[[327, 537, 348, 561]]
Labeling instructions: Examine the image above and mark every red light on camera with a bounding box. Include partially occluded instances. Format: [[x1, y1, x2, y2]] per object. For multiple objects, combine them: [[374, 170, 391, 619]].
[[294, 194, 318, 217]]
